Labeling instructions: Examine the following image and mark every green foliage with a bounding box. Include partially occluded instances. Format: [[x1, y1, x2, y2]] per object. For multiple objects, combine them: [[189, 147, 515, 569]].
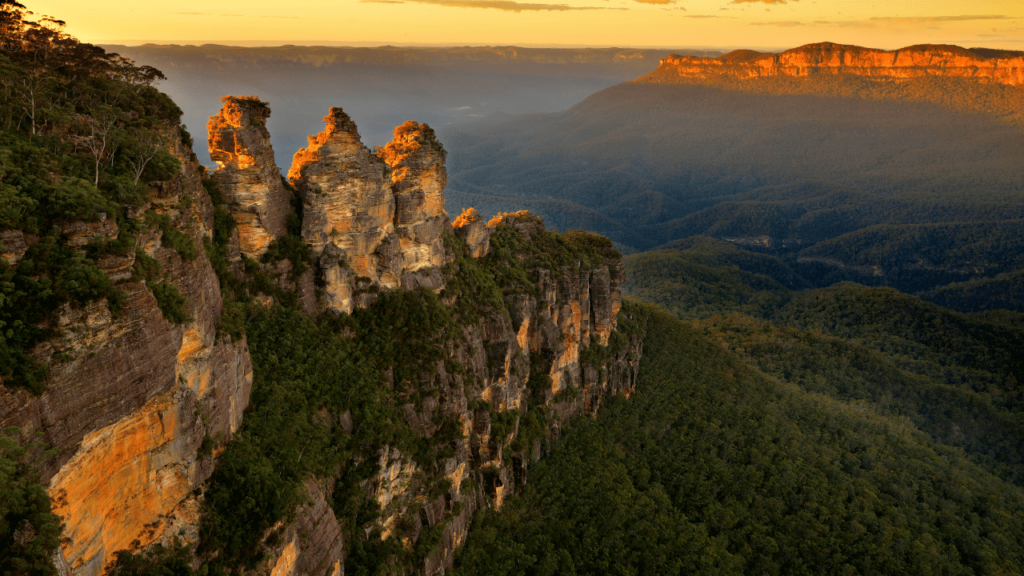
[[480, 219, 619, 297], [0, 428, 63, 576], [774, 284, 1024, 410], [455, 305, 1024, 575], [150, 282, 191, 325], [924, 267, 1024, 313], [624, 243, 791, 320], [199, 291, 467, 572], [0, 236, 124, 391], [261, 234, 312, 280], [695, 314, 1024, 484], [441, 232, 506, 323], [146, 212, 197, 262], [107, 541, 195, 576], [132, 249, 162, 283], [0, 3, 189, 391]]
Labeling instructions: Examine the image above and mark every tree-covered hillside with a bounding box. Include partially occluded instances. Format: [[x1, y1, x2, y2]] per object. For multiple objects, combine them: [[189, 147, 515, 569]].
[[453, 303, 1024, 575]]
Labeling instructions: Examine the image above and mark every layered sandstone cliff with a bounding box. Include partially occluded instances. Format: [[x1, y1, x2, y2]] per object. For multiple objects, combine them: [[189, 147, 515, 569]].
[[653, 43, 1024, 86], [2, 91, 640, 576], [379, 121, 449, 290], [208, 96, 293, 258], [0, 124, 253, 576], [259, 207, 640, 576]]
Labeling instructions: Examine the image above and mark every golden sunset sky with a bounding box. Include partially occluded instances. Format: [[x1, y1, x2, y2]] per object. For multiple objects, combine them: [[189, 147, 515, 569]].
[[30, 0, 1024, 50]]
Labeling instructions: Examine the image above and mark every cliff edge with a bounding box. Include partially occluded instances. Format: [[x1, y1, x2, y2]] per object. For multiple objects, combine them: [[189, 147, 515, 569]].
[[648, 43, 1024, 86]]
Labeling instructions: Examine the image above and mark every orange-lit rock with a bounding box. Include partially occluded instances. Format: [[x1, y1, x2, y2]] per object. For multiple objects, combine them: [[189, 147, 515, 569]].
[[288, 107, 402, 296], [452, 208, 490, 258], [654, 42, 1024, 86], [207, 96, 293, 257], [377, 121, 449, 283], [49, 389, 194, 576], [1, 118, 254, 576], [289, 111, 451, 311]]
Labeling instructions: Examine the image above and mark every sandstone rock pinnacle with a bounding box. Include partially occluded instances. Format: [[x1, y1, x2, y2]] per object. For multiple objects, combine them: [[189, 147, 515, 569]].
[[288, 107, 401, 293], [377, 121, 449, 279], [207, 96, 293, 258]]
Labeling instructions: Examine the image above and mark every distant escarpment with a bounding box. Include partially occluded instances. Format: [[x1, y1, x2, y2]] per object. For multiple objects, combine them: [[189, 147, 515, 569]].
[[653, 43, 1024, 86], [638, 42, 1024, 125]]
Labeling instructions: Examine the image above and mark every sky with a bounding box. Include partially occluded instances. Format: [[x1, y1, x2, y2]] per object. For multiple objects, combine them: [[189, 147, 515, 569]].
[[29, 0, 1024, 51]]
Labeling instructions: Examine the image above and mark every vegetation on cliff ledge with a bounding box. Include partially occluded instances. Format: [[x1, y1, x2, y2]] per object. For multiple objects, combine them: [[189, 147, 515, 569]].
[[0, 0, 186, 391]]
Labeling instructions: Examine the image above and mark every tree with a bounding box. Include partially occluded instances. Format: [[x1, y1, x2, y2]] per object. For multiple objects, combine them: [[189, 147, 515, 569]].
[[123, 129, 164, 185], [71, 107, 121, 186]]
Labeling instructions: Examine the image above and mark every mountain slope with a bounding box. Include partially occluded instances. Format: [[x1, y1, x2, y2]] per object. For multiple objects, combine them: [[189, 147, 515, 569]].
[[453, 303, 1024, 575], [444, 43, 1024, 304]]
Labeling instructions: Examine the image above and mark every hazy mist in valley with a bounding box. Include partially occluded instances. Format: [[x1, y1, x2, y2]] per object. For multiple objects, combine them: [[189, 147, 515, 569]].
[[107, 45, 719, 171]]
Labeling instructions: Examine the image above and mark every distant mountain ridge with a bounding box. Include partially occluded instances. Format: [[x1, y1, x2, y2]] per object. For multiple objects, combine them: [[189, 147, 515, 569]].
[[112, 44, 720, 68], [646, 43, 1024, 86]]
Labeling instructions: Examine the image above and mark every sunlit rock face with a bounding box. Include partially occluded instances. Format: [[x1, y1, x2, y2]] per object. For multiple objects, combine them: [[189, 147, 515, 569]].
[[288, 107, 401, 301], [0, 123, 254, 576], [207, 96, 293, 258], [654, 43, 1024, 86], [452, 208, 490, 258], [289, 111, 450, 313], [377, 121, 449, 286]]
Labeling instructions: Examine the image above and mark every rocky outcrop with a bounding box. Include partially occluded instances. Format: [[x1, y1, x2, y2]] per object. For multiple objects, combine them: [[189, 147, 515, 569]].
[[452, 208, 489, 258], [0, 229, 30, 264], [378, 121, 449, 288], [2, 89, 640, 576], [208, 96, 293, 258], [0, 123, 253, 576], [288, 110, 449, 313], [247, 204, 638, 573], [652, 43, 1024, 86], [288, 108, 402, 298]]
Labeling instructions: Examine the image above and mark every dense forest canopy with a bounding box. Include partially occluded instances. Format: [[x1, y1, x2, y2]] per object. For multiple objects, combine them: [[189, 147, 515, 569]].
[[453, 304, 1024, 575]]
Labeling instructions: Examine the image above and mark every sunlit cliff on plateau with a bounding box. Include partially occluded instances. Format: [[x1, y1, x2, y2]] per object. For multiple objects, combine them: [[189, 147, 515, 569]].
[[638, 42, 1024, 126], [654, 43, 1024, 86]]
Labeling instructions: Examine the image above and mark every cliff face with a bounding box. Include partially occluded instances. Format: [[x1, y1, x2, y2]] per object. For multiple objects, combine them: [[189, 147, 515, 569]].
[[287, 108, 400, 307], [652, 43, 1024, 86], [288, 110, 449, 314], [379, 121, 449, 290], [2, 90, 639, 576], [208, 96, 294, 258], [0, 124, 253, 576]]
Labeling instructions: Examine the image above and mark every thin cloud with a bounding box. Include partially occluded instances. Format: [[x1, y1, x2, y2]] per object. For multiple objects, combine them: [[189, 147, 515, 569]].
[[753, 15, 1015, 28], [866, 15, 1012, 24], [360, 0, 613, 10], [751, 20, 803, 26], [635, 0, 675, 5], [173, 12, 244, 17], [732, 0, 793, 4], [687, 14, 724, 18]]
